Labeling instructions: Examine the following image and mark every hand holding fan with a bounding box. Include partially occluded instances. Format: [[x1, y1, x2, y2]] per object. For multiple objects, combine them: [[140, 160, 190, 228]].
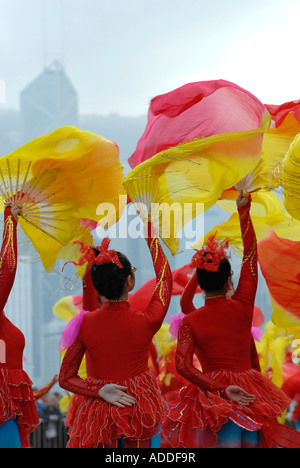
[[0, 126, 126, 271], [234, 100, 300, 195], [125, 80, 270, 255]]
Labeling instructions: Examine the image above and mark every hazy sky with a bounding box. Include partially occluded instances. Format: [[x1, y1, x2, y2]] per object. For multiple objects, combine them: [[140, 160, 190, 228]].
[[1, 0, 300, 116]]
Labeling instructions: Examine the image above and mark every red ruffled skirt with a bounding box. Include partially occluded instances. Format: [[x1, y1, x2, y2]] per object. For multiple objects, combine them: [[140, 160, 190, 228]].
[[0, 366, 39, 448], [0, 367, 16, 424], [162, 368, 300, 448], [65, 370, 168, 448]]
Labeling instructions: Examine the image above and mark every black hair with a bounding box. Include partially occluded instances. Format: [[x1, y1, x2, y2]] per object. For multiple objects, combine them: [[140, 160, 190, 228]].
[[91, 249, 133, 300], [196, 257, 231, 292]]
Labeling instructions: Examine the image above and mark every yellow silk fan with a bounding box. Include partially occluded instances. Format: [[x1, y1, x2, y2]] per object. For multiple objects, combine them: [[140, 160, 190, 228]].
[[0, 126, 126, 272], [124, 121, 270, 255], [278, 133, 300, 221], [235, 106, 300, 195]]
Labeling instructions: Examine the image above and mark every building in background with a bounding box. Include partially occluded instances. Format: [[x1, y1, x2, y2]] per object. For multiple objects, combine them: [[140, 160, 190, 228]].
[[20, 61, 78, 144], [3, 63, 80, 387]]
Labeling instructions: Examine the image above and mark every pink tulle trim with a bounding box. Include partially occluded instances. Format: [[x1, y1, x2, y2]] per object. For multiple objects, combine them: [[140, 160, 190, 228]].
[[58, 309, 88, 352], [166, 313, 185, 340], [251, 326, 264, 342]]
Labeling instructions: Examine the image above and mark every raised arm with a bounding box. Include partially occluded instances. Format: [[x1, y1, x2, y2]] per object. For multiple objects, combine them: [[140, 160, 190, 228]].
[[232, 193, 258, 307], [82, 266, 100, 311], [180, 270, 198, 315], [143, 222, 173, 333], [0, 204, 19, 312]]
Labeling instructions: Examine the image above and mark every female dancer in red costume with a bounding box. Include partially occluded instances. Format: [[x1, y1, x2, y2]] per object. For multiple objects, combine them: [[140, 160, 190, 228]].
[[0, 203, 39, 448], [59, 222, 172, 448], [180, 257, 261, 373], [58, 252, 136, 418], [162, 192, 300, 448]]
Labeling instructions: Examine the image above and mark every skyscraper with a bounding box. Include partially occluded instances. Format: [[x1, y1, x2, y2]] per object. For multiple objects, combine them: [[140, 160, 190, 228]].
[[20, 60, 78, 144], [5, 63, 81, 387]]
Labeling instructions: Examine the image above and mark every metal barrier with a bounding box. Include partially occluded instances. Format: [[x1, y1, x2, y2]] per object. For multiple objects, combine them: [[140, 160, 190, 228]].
[[30, 418, 69, 448]]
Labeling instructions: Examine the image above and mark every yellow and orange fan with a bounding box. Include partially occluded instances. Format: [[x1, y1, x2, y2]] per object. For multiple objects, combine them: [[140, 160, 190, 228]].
[[234, 102, 300, 196], [124, 80, 271, 255], [0, 126, 126, 272], [276, 132, 300, 222]]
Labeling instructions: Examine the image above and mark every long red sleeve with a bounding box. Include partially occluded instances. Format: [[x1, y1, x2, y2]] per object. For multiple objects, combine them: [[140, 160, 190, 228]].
[[0, 206, 18, 313], [232, 202, 258, 309], [180, 270, 198, 315], [82, 266, 99, 312], [175, 319, 227, 391], [59, 267, 100, 397], [58, 333, 101, 398], [143, 222, 173, 333], [234, 203, 260, 371]]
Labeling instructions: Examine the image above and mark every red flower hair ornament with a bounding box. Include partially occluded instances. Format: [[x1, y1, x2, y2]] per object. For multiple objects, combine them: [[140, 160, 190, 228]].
[[63, 238, 123, 271], [191, 235, 229, 272]]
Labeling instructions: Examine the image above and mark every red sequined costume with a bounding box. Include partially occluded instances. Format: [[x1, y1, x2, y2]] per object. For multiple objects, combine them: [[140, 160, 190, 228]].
[[162, 201, 300, 448], [0, 206, 39, 447], [59, 224, 172, 448]]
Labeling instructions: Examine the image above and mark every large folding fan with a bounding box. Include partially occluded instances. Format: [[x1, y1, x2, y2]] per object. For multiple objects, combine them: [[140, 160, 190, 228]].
[[0, 126, 126, 272]]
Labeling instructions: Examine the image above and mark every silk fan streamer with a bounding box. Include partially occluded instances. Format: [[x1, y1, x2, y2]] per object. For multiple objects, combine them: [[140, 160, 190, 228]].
[[235, 100, 300, 194], [276, 133, 300, 221], [0, 126, 126, 271], [258, 227, 300, 323], [125, 80, 270, 254], [256, 320, 300, 387], [193, 191, 300, 254]]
